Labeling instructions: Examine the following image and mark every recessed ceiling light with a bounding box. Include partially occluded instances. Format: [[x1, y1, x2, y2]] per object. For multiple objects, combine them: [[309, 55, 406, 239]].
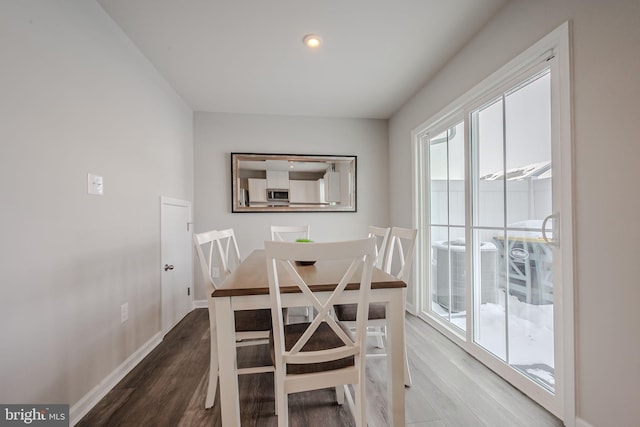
[[303, 34, 322, 49]]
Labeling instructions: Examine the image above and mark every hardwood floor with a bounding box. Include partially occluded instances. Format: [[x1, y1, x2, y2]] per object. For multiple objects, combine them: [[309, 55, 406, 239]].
[[77, 309, 563, 426]]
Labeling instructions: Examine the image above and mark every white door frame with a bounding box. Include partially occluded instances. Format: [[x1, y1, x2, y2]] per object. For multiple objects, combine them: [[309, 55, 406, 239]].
[[160, 196, 193, 335]]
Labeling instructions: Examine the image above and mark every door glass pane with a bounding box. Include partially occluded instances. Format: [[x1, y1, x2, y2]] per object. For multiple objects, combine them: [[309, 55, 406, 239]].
[[504, 71, 554, 391], [429, 130, 448, 225], [505, 71, 552, 225], [506, 228, 555, 391], [473, 228, 505, 360], [471, 68, 555, 393], [448, 122, 465, 226], [430, 225, 450, 321], [431, 226, 466, 331], [428, 122, 466, 332], [474, 98, 504, 228]]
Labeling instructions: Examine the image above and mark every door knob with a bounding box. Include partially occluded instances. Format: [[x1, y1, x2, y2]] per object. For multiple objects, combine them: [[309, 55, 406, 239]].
[[164, 264, 174, 271]]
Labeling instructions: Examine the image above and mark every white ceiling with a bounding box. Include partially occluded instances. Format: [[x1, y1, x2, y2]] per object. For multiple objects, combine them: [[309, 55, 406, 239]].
[[98, 0, 507, 119]]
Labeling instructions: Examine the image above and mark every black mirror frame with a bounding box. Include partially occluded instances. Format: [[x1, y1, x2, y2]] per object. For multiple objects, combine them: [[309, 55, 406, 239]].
[[231, 152, 357, 213]]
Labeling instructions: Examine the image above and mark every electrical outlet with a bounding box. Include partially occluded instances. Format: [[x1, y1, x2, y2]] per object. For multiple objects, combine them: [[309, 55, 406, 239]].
[[121, 302, 128, 323]]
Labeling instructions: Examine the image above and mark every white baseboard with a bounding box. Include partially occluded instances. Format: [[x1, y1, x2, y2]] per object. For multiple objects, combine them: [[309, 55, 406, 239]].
[[405, 302, 417, 316], [575, 417, 594, 427], [69, 331, 163, 426], [193, 299, 207, 309]]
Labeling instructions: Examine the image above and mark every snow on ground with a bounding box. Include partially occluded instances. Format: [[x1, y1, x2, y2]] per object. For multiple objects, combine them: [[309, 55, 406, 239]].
[[526, 367, 555, 386], [433, 290, 555, 368]]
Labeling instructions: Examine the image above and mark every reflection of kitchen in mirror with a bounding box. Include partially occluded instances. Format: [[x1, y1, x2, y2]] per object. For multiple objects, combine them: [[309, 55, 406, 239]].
[[231, 153, 356, 212]]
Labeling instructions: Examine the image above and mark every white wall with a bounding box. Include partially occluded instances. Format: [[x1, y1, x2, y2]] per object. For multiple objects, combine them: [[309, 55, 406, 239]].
[[389, 0, 640, 426], [0, 0, 193, 412], [194, 112, 389, 300]]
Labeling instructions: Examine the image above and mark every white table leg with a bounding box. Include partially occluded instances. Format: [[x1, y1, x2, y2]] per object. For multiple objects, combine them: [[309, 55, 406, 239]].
[[403, 288, 413, 387], [205, 298, 219, 409], [215, 297, 241, 426], [385, 289, 406, 426]]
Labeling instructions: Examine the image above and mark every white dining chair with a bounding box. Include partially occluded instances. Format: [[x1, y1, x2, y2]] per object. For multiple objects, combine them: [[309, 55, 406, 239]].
[[364, 226, 391, 348], [383, 227, 417, 284], [334, 226, 417, 386], [193, 229, 274, 410], [270, 225, 310, 242], [213, 228, 242, 277], [265, 238, 376, 427], [270, 225, 313, 322], [367, 225, 391, 270], [340, 225, 391, 348]]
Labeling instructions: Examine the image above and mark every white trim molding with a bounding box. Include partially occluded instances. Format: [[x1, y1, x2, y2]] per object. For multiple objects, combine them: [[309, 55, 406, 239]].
[[193, 299, 208, 309], [575, 418, 595, 427], [69, 332, 162, 425]]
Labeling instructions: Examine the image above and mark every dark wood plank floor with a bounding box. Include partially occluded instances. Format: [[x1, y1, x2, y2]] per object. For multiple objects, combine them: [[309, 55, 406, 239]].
[[77, 308, 563, 426]]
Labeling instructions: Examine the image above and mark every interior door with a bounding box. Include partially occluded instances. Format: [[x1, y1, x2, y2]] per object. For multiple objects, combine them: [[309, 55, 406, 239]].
[[160, 197, 192, 334]]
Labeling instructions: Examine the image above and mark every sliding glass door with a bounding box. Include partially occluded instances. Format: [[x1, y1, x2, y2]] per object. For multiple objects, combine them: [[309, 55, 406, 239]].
[[414, 29, 573, 417]]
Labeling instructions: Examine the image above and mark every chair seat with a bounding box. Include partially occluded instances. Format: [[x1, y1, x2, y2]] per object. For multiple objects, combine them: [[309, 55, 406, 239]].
[[235, 309, 272, 332], [270, 322, 354, 375], [334, 303, 386, 321]]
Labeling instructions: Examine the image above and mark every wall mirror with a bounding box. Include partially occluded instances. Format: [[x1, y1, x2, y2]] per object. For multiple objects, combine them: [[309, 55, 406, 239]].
[[231, 153, 357, 213]]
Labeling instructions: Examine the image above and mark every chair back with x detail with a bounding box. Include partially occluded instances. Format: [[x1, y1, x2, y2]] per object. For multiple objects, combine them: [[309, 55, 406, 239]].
[[384, 226, 418, 282], [270, 225, 310, 242], [193, 230, 221, 293], [270, 225, 313, 321], [333, 226, 417, 386], [193, 229, 274, 410], [265, 238, 376, 427], [213, 228, 242, 277], [367, 225, 391, 269]]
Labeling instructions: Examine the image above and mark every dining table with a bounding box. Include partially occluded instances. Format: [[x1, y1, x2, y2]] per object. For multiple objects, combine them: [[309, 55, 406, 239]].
[[209, 249, 407, 426]]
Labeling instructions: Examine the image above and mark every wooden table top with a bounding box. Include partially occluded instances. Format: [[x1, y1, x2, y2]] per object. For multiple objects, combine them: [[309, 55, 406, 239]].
[[212, 249, 406, 298]]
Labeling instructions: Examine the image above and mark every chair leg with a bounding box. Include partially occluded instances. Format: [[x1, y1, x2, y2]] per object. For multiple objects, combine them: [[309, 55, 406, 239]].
[[355, 375, 366, 426], [306, 306, 315, 322], [275, 369, 288, 427], [375, 326, 385, 349], [205, 366, 218, 409], [206, 303, 219, 409], [273, 373, 278, 415], [277, 393, 289, 427], [335, 385, 345, 405], [404, 344, 413, 387]]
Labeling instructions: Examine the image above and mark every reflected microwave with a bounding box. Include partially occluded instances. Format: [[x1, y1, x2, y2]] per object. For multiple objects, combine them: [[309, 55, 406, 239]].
[[267, 189, 289, 202]]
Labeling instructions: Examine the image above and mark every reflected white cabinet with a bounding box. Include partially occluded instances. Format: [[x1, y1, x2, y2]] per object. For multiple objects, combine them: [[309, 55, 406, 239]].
[[289, 180, 319, 203], [248, 178, 267, 203], [266, 170, 289, 189], [324, 171, 341, 202]]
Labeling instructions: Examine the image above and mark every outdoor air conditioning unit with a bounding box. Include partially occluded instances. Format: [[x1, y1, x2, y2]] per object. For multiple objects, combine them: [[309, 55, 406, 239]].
[[432, 240, 498, 313]]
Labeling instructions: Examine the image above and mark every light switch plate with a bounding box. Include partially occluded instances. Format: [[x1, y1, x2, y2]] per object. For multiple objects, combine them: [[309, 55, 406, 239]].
[[88, 173, 103, 195], [121, 302, 128, 323]]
